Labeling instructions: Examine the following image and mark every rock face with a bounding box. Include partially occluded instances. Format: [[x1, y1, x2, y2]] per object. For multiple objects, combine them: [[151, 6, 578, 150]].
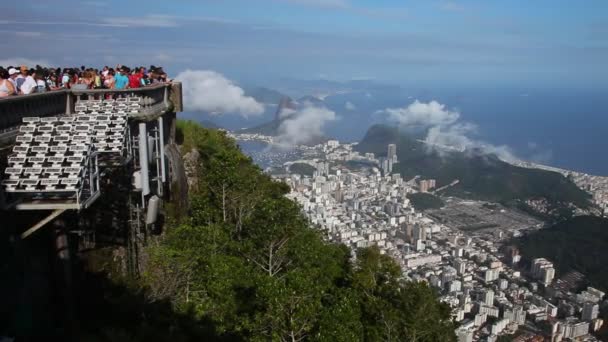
[[182, 147, 200, 190], [165, 143, 189, 212]]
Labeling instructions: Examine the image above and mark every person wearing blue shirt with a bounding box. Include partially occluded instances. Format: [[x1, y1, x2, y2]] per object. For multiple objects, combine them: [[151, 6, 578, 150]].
[[114, 68, 129, 89]]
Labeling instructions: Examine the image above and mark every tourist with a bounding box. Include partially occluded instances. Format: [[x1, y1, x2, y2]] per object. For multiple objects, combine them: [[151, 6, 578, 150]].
[[34, 72, 47, 93], [8, 68, 19, 94], [93, 69, 102, 88], [104, 69, 116, 89], [60, 68, 71, 88], [140, 73, 151, 87], [0, 63, 170, 95], [15, 66, 28, 93], [19, 69, 37, 95], [128, 67, 144, 89], [0, 68, 16, 97], [114, 67, 129, 90]]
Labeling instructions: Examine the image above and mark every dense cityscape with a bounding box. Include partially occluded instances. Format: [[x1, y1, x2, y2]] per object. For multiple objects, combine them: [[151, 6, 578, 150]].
[[232, 132, 608, 342]]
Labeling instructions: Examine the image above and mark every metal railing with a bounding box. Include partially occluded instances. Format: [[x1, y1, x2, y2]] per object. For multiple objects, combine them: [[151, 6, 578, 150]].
[[0, 82, 182, 145]]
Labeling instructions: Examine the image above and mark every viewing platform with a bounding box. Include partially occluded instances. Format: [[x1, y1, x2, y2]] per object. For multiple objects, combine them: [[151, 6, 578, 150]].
[[0, 83, 183, 212]]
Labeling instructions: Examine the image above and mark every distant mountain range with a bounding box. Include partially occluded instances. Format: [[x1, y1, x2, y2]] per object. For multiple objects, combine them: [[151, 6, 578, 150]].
[[355, 125, 593, 219], [243, 87, 287, 105]]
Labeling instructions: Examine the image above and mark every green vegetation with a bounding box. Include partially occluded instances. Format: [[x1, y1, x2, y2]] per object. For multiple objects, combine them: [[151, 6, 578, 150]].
[[516, 215, 608, 290], [289, 162, 316, 176], [80, 121, 456, 341], [407, 193, 444, 211], [355, 125, 591, 217]]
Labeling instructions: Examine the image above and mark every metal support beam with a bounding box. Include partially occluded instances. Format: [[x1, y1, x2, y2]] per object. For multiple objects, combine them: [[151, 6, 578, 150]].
[[158, 116, 166, 183], [138, 122, 150, 197], [21, 209, 66, 239]]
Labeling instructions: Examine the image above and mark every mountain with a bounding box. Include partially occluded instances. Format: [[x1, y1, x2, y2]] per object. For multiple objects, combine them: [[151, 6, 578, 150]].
[[355, 125, 592, 218], [240, 96, 297, 135], [198, 120, 222, 129], [515, 216, 608, 291], [297, 95, 325, 106], [243, 86, 288, 105]]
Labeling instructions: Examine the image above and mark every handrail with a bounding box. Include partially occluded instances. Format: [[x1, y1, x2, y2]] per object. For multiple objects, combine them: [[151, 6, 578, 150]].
[[0, 89, 69, 103]]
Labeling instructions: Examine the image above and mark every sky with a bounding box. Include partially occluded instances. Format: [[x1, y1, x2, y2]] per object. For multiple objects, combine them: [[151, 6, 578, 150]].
[[1, 0, 607, 88]]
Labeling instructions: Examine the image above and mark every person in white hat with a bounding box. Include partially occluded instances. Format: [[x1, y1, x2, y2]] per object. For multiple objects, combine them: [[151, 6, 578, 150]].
[[8, 68, 19, 95]]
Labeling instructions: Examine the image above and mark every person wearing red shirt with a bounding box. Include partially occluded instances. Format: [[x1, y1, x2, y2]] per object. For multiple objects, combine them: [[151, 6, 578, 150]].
[[128, 67, 144, 89]]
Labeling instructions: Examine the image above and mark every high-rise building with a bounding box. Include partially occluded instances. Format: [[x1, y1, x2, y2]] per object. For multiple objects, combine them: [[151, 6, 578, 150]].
[[474, 312, 488, 327], [582, 302, 599, 321], [334, 183, 344, 202], [484, 289, 495, 306], [541, 267, 555, 285], [532, 258, 555, 285], [453, 258, 467, 275], [441, 267, 458, 286], [457, 329, 473, 342], [419, 180, 429, 193], [387, 144, 397, 161], [413, 224, 426, 241], [484, 268, 500, 283]]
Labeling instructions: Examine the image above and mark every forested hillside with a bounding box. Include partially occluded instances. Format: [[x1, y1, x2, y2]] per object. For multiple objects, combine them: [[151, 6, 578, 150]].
[[516, 215, 608, 291], [81, 121, 456, 341]]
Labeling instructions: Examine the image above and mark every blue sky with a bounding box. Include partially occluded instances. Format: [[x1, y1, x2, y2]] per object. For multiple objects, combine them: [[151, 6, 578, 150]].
[[1, 0, 606, 88]]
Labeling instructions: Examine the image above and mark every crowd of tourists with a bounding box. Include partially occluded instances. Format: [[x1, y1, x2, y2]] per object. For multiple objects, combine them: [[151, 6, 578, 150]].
[[0, 64, 169, 97]]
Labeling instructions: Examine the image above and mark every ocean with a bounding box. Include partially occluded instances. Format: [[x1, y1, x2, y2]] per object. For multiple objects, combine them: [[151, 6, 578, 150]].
[[184, 85, 608, 176]]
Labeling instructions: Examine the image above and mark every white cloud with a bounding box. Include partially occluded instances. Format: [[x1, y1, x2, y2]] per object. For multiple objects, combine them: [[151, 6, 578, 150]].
[[155, 53, 172, 62], [277, 106, 337, 145], [527, 141, 553, 164], [438, 1, 465, 12], [176, 70, 265, 117], [345, 101, 356, 110], [378, 100, 460, 127], [0, 57, 51, 68], [100, 15, 239, 28], [274, 0, 408, 19], [102, 15, 180, 28], [277, 0, 350, 9], [15, 31, 42, 38], [0, 20, 122, 27], [83, 1, 109, 7], [379, 100, 518, 162]]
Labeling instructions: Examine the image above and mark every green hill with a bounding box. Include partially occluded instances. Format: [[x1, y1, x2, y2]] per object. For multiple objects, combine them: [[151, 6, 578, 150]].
[[289, 162, 316, 176], [515, 216, 608, 291], [62, 121, 456, 341], [355, 125, 591, 217], [407, 193, 444, 211]]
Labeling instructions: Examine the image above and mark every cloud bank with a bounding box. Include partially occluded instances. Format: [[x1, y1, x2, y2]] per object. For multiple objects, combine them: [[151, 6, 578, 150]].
[[378, 100, 517, 161], [381, 100, 459, 127], [176, 70, 264, 117], [276, 106, 337, 146], [345, 101, 356, 110]]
